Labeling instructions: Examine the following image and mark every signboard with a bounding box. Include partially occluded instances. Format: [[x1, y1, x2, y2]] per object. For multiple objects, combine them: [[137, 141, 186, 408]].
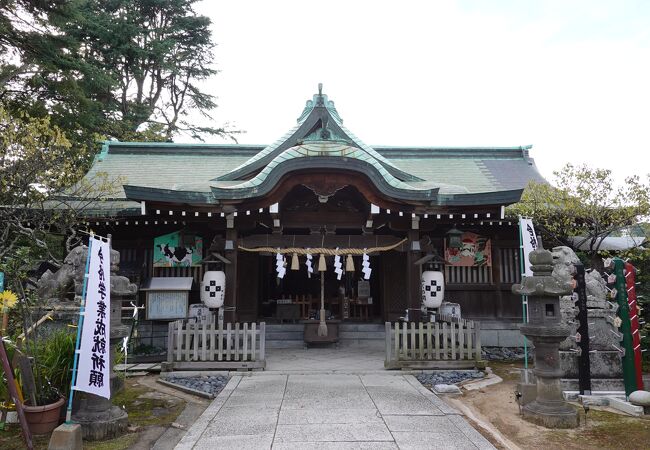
[[75, 237, 111, 399], [445, 232, 492, 267], [153, 231, 203, 267], [146, 291, 188, 320], [519, 218, 538, 276], [0, 271, 4, 292], [189, 304, 212, 324], [357, 281, 371, 298]]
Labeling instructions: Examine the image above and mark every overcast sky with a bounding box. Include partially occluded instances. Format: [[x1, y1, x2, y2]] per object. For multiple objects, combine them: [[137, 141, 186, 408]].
[[195, 0, 649, 185]]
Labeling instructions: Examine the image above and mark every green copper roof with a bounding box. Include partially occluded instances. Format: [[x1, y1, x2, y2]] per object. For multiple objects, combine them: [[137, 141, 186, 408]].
[[212, 142, 425, 192], [74, 87, 546, 212], [216, 86, 423, 183]]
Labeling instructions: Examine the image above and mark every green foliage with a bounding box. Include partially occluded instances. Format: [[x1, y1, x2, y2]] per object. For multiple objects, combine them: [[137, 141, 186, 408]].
[[0, 107, 119, 263], [0, 0, 229, 143], [0, 329, 76, 406], [31, 328, 76, 403], [0, 338, 18, 405], [508, 163, 650, 253]]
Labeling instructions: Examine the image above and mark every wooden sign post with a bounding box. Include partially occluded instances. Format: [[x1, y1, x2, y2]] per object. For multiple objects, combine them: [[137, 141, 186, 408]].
[[0, 337, 33, 449]]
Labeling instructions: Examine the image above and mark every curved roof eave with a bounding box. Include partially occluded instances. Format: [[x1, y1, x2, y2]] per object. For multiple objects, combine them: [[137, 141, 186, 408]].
[[211, 157, 438, 202], [122, 185, 215, 204], [436, 189, 525, 206], [214, 90, 424, 183], [122, 172, 523, 207]]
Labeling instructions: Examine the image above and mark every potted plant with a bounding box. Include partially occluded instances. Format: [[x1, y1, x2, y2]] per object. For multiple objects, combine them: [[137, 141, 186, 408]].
[[0, 250, 76, 434], [19, 328, 75, 434]]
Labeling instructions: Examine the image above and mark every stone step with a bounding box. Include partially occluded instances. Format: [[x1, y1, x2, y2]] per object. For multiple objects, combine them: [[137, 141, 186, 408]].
[[266, 331, 304, 340], [265, 340, 306, 349], [265, 323, 385, 331], [264, 324, 303, 332], [339, 324, 385, 332], [339, 331, 385, 340], [266, 330, 385, 339], [264, 323, 386, 348]]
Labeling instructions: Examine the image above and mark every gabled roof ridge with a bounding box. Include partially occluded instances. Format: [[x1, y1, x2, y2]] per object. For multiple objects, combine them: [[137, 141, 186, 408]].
[[375, 145, 534, 160], [211, 141, 424, 192], [104, 140, 266, 148], [372, 144, 533, 151], [214, 86, 424, 183]]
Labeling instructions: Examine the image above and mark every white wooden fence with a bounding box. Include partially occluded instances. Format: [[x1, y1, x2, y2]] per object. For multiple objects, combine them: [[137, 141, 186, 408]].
[[166, 320, 266, 370], [385, 318, 483, 369]]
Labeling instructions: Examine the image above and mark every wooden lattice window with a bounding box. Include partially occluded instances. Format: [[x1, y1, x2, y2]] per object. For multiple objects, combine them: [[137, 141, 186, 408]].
[[444, 265, 492, 284], [498, 248, 521, 284]]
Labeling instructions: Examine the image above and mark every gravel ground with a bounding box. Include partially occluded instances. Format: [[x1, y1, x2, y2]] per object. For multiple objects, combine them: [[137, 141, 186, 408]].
[[417, 370, 484, 386], [162, 375, 229, 396]]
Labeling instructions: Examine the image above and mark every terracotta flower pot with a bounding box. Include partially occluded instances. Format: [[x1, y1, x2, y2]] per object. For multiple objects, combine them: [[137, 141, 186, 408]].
[[22, 396, 65, 435]]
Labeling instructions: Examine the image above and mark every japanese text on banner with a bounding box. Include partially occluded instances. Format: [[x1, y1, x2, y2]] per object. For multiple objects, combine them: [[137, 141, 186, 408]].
[[519, 218, 538, 277], [75, 237, 111, 399]]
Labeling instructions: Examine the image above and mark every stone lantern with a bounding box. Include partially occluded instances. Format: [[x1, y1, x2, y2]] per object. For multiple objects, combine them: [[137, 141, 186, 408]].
[[512, 247, 579, 428]]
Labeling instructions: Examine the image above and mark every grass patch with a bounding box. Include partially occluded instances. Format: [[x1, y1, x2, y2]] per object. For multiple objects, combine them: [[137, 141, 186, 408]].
[[112, 378, 184, 428], [487, 360, 524, 382], [579, 409, 650, 449], [0, 377, 185, 450], [0, 425, 50, 450], [85, 433, 139, 450]]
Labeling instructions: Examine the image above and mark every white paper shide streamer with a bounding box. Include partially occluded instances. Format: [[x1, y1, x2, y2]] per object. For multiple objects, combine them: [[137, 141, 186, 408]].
[[334, 248, 343, 280], [362, 251, 372, 280], [276, 251, 286, 279], [75, 237, 111, 399], [305, 252, 313, 278]]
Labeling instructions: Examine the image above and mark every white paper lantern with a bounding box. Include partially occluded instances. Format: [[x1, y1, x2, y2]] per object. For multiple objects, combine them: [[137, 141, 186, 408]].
[[421, 271, 444, 308], [201, 271, 225, 308]]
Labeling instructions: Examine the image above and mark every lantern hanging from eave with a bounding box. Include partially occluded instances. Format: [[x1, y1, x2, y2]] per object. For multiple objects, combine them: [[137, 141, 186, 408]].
[[446, 226, 463, 249]]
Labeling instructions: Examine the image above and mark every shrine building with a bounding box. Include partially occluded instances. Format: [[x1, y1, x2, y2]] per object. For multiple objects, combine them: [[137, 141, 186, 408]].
[[75, 86, 545, 348]]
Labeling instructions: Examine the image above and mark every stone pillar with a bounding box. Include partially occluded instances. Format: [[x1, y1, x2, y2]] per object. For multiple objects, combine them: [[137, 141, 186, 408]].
[[512, 248, 579, 428]]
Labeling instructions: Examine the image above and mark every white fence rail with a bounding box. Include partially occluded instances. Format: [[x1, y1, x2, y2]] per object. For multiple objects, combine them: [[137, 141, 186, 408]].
[[166, 320, 266, 370], [385, 319, 483, 369]]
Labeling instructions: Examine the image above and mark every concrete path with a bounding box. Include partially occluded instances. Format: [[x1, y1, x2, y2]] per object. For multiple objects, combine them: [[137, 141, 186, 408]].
[[265, 345, 385, 372], [175, 373, 495, 449]]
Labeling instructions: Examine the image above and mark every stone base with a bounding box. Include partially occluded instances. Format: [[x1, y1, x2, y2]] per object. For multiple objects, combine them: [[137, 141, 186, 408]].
[[523, 401, 579, 428], [72, 406, 128, 441], [516, 382, 537, 406], [48, 423, 83, 450], [560, 351, 622, 378], [561, 378, 625, 392]]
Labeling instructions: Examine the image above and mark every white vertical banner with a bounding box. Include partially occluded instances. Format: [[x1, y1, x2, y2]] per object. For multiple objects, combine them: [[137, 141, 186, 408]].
[[519, 217, 539, 277], [75, 237, 111, 399]]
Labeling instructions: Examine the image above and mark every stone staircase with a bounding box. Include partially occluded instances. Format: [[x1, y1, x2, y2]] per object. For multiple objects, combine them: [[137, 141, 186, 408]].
[[265, 322, 386, 348]]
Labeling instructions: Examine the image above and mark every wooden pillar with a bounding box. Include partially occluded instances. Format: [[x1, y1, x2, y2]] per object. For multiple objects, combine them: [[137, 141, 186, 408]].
[[406, 229, 421, 319], [225, 228, 238, 323]]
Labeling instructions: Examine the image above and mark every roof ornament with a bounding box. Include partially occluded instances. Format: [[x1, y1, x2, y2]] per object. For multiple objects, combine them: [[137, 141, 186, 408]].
[[320, 114, 331, 140], [316, 83, 331, 139]]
